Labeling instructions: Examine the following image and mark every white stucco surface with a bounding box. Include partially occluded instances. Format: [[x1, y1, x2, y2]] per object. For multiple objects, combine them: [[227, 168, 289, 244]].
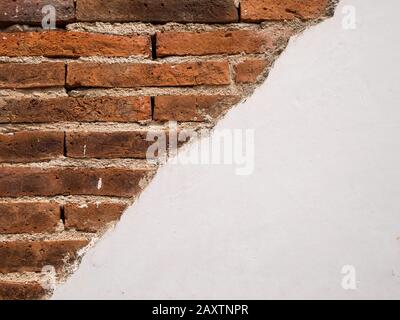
[[53, 0, 400, 299]]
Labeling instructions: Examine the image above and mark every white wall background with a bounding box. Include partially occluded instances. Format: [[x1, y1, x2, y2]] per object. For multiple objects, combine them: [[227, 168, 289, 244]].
[[53, 0, 400, 299]]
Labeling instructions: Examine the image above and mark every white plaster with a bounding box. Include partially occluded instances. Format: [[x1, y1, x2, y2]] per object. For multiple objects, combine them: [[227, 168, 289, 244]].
[[97, 178, 102, 190], [53, 0, 400, 299]]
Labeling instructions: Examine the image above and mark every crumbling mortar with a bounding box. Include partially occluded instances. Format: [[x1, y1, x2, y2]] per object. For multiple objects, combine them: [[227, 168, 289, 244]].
[[0, 195, 135, 206], [0, 121, 209, 133], [0, 158, 157, 169]]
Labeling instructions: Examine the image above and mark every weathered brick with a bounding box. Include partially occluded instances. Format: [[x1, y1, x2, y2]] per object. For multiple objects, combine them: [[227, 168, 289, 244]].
[[154, 95, 241, 122], [241, 0, 330, 22], [0, 63, 65, 89], [66, 62, 231, 88], [0, 96, 151, 124], [234, 59, 269, 83], [156, 30, 282, 57], [0, 0, 75, 27], [0, 202, 60, 234], [0, 131, 64, 163], [64, 203, 127, 232], [0, 31, 151, 58], [0, 167, 153, 198], [0, 240, 89, 273], [66, 131, 161, 159], [76, 0, 238, 23], [0, 281, 46, 300]]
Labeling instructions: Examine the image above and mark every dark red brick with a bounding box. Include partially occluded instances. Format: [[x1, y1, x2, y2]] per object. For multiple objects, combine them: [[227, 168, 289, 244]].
[[0, 131, 64, 163], [64, 202, 127, 232], [77, 0, 238, 23], [0, 167, 154, 198], [0, 63, 65, 89]]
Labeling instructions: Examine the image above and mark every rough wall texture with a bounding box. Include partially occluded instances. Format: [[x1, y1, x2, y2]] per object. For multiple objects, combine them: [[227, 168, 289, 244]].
[[0, 0, 337, 300]]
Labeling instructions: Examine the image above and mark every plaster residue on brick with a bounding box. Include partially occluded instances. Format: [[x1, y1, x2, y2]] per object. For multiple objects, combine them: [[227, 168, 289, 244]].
[[0, 0, 339, 300]]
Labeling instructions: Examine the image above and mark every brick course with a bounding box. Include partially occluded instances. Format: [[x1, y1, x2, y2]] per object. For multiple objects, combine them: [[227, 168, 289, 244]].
[[66, 62, 231, 88], [0, 167, 153, 198], [0, 96, 151, 123], [76, 0, 239, 23], [241, 0, 330, 21], [0, 32, 151, 58], [0, 131, 64, 163], [66, 131, 160, 159], [0, 0, 75, 27], [156, 30, 287, 57], [154, 95, 241, 122]]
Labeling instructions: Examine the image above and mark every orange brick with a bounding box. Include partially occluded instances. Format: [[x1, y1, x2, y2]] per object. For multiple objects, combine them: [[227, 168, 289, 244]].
[[234, 59, 269, 83], [0, 31, 151, 58], [241, 0, 330, 22], [66, 62, 231, 88], [157, 30, 283, 57]]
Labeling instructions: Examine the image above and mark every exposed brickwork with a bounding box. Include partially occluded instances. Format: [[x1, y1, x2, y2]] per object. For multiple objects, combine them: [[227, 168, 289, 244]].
[[66, 62, 231, 88], [241, 0, 331, 22], [0, 131, 64, 163], [0, 63, 65, 89], [0, 0, 337, 299], [0, 202, 60, 234], [0, 240, 89, 273], [0, 32, 151, 58], [0, 0, 75, 27], [0, 167, 153, 198], [234, 59, 270, 83], [0, 281, 46, 300], [0, 97, 151, 123], [64, 203, 127, 233], [76, 0, 239, 23], [66, 131, 160, 159], [154, 95, 241, 122], [156, 29, 289, 57]]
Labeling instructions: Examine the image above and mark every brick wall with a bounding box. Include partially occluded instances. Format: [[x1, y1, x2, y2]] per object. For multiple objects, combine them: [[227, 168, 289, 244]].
[[0, 0, 337, 300]]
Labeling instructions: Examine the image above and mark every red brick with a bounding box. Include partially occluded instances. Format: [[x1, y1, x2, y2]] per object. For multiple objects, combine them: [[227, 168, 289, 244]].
[[0, 63, 65, 89], [66, 62, 231, 88], [241, 0, 330, 22], [0, 281, 46, 300], [234, 59, 269, 83], [0, 202, 60, 234], [156, 30, 283, 57], [0, 0, 75, 27], [77, 0, 238, 23], [64, 203, 127, 232], [0, 96, 151, 124], [0, 167, 153, 198], [0, 31, 151, 58], [154, 95, 241, 122], [0, 131, 64, 163], [0, 240, 89, 273], [66, 131, 162, 159]]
